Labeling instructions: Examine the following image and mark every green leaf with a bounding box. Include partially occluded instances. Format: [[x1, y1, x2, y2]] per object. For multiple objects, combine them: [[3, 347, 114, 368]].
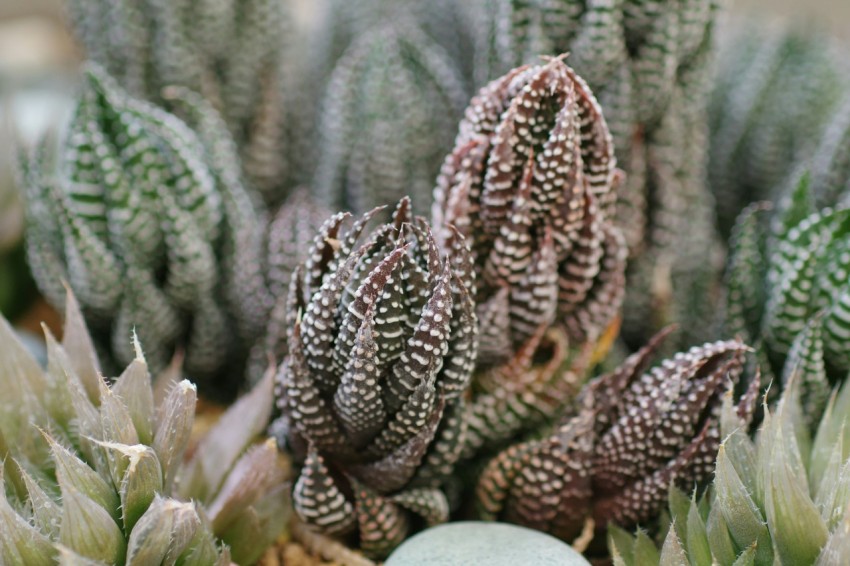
[[111, 337, 155, 445], [152, 380, 196, 491], [763, 419, 829, 564], [633, 529, 660, 566], [47, 434, 119, 522], [59, 488, 125, 565], [705, 503, 737, 566], [685, 494, 712, 566], [659, 526, 687, 566]]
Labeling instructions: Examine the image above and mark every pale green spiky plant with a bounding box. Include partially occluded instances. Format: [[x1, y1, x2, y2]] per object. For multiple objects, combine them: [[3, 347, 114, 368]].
[[467, 0, 724, 349], [0, 289, 290, 565], [66, 0, 295, 201], [22, 64, 268, 395], [609, 363, 850, 565]]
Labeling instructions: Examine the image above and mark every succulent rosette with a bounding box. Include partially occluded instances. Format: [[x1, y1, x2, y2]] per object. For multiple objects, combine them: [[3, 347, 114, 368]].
[[22, 64, 264, 396], [432, 57, 627, 454], [272, 199, 478, 558], [433, 56, 626, 353], [476, 329, 758, 543]]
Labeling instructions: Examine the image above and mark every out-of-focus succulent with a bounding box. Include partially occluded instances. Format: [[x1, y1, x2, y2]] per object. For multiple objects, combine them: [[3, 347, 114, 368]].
[[67, 0, 294, 201], [247, 188, 334, 384], [709, 24, 850, 236], [723, 177, 850, 382], [432, 58, 626, 453], [272, 199, 478, 558], [610, 365, 850, 566], [22, 64, 265, 396], [468, 0, 723, 349], [476, 330, 757, 544], [313, 20, 468, 215], [0, 290, 290, 565]]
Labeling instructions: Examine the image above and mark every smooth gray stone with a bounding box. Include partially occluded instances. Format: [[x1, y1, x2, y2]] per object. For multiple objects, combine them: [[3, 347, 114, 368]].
[[385, 521, 591, 565]]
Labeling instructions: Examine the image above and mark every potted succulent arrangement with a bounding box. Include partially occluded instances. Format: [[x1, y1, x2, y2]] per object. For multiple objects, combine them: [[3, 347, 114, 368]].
[[2, 0, 850, 564]]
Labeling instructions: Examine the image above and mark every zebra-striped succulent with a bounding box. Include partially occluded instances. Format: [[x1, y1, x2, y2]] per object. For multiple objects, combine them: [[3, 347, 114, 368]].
[[22, 64, 264, 396], [272, 199, 478, 559], [709, 24, 850, 236], [433, 56, 626, 351], [724, 177, 850, 382], [67, 0, 294, 201], [0, 290, 289, 565], [313, 20, 468, 216], [432, 58, 626, 454], [476, 329, 757, 544], [610, 365, 850, 566], [467, 0, 723, 349]]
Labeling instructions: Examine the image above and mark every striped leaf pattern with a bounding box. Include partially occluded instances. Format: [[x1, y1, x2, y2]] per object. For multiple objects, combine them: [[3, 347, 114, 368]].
[[272, 199, 477, 559], [23, 65, 263, 394]]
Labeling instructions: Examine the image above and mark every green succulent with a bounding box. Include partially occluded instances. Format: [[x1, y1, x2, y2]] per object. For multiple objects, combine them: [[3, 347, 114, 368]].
[[709, 24, 850, 236], [467, 0, 724, 349], [313, 19, 468, 216], [0, 289, 290, 565], [723, 176, 850, 384], [609, 363, 850, 566], [67, 0, 295, 201], [22, 64, 266, 396]]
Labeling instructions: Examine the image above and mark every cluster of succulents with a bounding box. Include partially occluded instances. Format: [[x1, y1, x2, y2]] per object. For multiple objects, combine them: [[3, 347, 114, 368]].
[[67, 0, 294, 201], [610, 361, 850, 565], [0, 290, 289, 564], [5, 0, 850, 564], [465, 0, 724, 349]]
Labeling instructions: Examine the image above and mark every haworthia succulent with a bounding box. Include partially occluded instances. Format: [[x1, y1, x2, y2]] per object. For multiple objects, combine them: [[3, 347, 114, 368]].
[[271, 199, 478, 559], [467, 0, 723, 349], [612, 366, 850, 566], [709, 24, 850, 235], [313, 20, 468, 216], [477, 330, 756, 543], [67, 0, 296, 202], [22, 64, 265, 396], [0, 289, 289, 565]]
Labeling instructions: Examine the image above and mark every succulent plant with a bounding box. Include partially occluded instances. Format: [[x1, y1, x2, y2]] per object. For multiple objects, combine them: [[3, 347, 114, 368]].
[[431, 57, 626, 454], [67, 0, 295, 201], [433, 56, 625, 350], [21, 64, 265, 396], [467, 0, 724, 349], [610, 363, 850, 566], [272, 198, 478, 558], [723, 177, 850, 382], [0, 289, 290, 565], [313, 20, 468, 215], [476, 329, 758, 544], [709, 24, 850, 236]]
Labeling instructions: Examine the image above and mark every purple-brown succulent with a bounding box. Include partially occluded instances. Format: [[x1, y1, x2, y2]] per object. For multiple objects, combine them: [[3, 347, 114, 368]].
[[431, 57, 627, 455], [272, 199, 477, 558], [432, 56, 627, 357], [476, 329, 759, 542]]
